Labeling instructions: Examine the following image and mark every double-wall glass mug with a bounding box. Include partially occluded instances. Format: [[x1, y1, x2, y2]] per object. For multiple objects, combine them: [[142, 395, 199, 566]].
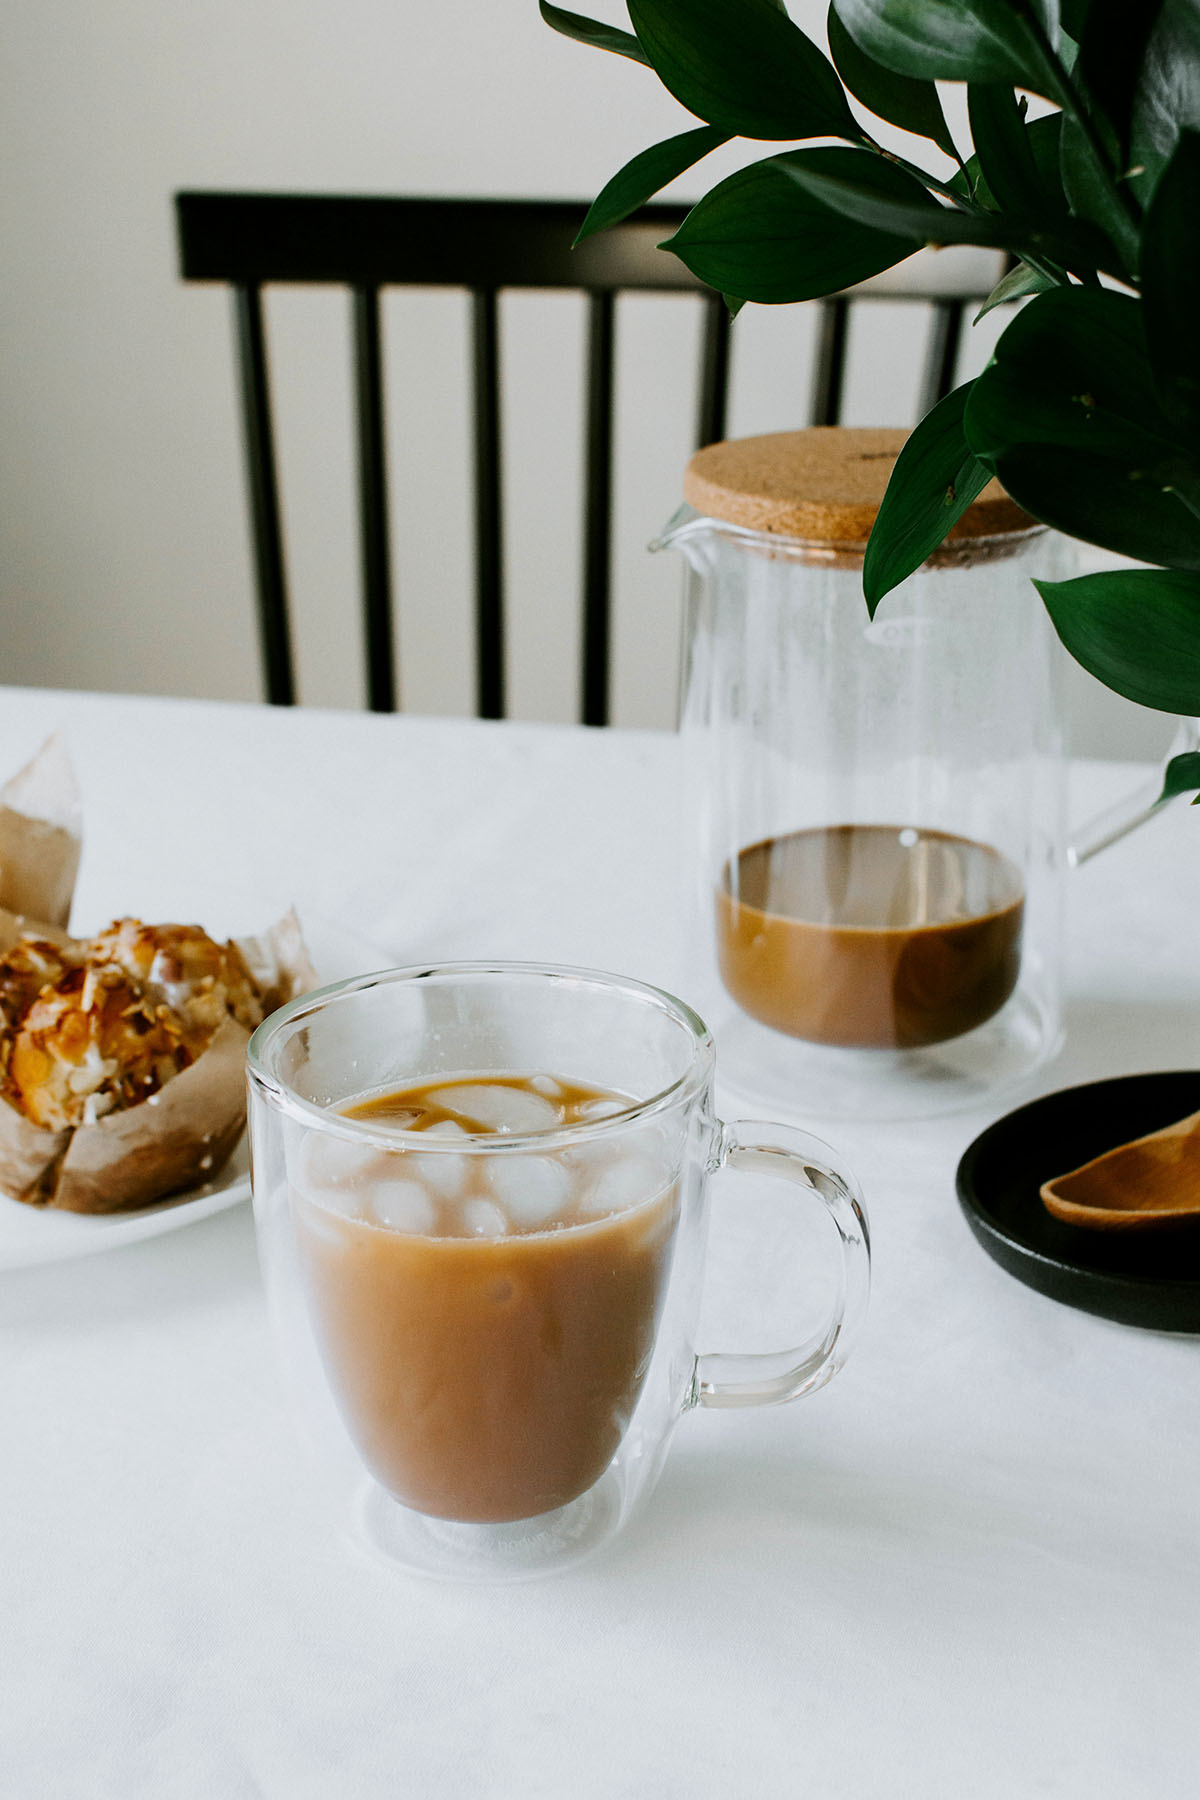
[[659, 427, 1198, 1120], [247, 962, 870, 1582]]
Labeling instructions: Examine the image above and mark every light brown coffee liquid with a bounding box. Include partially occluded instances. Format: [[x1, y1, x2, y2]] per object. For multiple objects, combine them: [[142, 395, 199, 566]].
[[716, 824, 1025, 1050], [292, 1074, 678, 1523]]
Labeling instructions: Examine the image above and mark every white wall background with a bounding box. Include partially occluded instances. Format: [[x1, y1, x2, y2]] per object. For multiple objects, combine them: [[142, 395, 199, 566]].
[[0, 0, 1174, 756]]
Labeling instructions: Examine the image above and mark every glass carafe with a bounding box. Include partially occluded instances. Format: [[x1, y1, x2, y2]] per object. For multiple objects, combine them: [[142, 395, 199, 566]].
[[659, 429, 1196, 1121]]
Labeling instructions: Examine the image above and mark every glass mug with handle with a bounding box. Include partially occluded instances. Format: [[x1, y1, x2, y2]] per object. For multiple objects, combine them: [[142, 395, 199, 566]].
[[248, 962, 870, 1582]]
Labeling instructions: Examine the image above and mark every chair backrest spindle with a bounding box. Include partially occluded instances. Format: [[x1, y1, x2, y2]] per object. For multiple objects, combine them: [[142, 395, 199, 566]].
[[232, 281, 294, 706], [352, 285, 396, 714], [811, 297, 850, 427], [582, 291, 616, 728], [697, 296, 731, 450], [470, 286, 505, 721], [919, 298, 967, 416]]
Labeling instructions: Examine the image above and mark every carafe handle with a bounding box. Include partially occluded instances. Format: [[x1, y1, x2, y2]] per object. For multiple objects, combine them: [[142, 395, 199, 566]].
[[694, 1121, 870, 1410], [1068, 717, 1200, 867]]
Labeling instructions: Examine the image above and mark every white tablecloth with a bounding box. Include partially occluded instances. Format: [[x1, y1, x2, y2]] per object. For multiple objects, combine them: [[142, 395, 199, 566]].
[[1, 685, 1196, 1800]]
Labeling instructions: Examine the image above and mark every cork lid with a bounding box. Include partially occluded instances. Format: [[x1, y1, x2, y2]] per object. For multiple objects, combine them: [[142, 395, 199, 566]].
[[683, 427, 1035, 548]]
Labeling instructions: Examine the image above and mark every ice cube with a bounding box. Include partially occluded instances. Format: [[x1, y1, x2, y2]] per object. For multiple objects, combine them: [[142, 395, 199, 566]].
[[367, 1178, 437, 1234], [403, 1152, 468, 1198], [403, 1122, 470, 1199], [566, 1119, 667, 1178], [430, 1083, 560, 1134], [528, 1075, 563, 1099], [485, 1153, 571, 1227], [290, 1132, 381, 1209], [578, 1154, 664, 1218], [461, 1198, 509, 1238], [294, 1197, 352, 1248], [578, 1097, 629, 1121], [367, 1107, 424, 1130]]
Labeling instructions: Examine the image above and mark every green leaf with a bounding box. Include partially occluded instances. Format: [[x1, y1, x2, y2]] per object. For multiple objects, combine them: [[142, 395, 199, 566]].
[[1060, 0, 1094, 38], [1130, 0, 1200, 203], [662, 149, 931, 301], [538, 2, 651, 66], [626, 0, 857, 140], [947, 150, 996, 209], [950, 113, 1065, 211], [862, 382, 994, 613], [967, 85, 1062, 218], [1058, 113, 1140, 277], [1140, 129, 1200, 426], [973, 259, 1060, 321], [830, 0, 1064, 97], [575, 126, 730, 242], [965, 289, 1200, 567], [1158, 750, 1200, 803], [998, 445, 1200, 568], [1032, 569, 1200, 713], [826, 6, 958, 159], [778, 152, 1120, 276], [1075, 0, 1164, 162]]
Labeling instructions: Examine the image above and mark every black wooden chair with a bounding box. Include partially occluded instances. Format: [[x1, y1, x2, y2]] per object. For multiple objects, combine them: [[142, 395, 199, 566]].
[[174, 192, 996, 723]]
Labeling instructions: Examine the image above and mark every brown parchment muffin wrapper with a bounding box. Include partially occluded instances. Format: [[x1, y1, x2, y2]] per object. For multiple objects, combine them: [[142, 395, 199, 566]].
[[0, 733, 82, 930], [0, 736, 317, 1213]]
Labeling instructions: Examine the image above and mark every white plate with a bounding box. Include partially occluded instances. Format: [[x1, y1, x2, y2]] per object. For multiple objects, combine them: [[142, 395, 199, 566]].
[[0, 912, 394, 1271]]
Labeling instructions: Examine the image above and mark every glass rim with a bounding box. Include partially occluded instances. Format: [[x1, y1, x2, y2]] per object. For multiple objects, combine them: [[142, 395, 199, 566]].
[[653, 502, 1048, 570], [246, 959, 716, 1153]]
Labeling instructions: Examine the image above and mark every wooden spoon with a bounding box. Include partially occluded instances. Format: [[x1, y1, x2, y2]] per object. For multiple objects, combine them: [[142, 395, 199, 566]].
[[1041, 1108, 1200, 1231]]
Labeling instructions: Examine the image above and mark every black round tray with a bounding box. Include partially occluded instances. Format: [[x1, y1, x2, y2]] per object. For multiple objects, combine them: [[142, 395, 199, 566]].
[[956, 1071, 1200, 1332]]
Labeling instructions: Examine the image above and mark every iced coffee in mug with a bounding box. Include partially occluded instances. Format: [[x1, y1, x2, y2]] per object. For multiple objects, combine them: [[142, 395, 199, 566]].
[[248, 963, 869, 1581]]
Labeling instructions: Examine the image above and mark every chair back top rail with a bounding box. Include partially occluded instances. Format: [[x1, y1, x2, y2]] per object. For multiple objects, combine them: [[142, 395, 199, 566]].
[[177, 193, 708, 292], [175, 192, 1002, 303]]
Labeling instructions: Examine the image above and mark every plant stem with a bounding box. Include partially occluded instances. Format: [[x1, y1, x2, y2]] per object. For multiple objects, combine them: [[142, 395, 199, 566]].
[[855, 129, 965, 206]]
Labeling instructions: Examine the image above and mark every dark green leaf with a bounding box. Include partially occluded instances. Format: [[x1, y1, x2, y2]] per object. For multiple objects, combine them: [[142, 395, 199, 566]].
[[1060, 0, 1094, 38], [538, 2, 651, 66], [1158, 750, 1200, 802], [575, 126, 729, 242], [951, 113, 1064, 211], [862, 383, 993, 613], [826, 6, 958, 159], [1075, 0, 1164, 162], [1024, 111, 1069, 196], [965, 288, 1200, 567], [973, 259, 1060, 321], [1032, 568, 1200, 713], [830, 0, 1063, 97], [999, 444, 1200, 568], [967, 85, 1060, 218], [778, 153, 1120, 276], [966, 289, 1197, 459], [626, 0, 857, 140], [662, 149, 929, 301], [1140, 129, 1200, 425], [1058, 114, 1141, 277], [947, 150, 996, 209], [1130, 0, 1200, 203]]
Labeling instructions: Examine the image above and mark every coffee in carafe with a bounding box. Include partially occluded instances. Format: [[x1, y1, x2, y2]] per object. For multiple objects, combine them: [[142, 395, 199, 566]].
[[716, 823, 1026, 1051]]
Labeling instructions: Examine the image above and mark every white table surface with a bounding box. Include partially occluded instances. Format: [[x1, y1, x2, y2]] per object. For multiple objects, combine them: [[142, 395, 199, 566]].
[[1, 684, 1197, 1800]]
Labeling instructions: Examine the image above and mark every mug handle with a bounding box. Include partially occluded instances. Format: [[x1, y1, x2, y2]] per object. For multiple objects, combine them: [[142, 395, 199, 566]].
[[695, 1120, 871, 1411], [1068, 716, 1200, 866]]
